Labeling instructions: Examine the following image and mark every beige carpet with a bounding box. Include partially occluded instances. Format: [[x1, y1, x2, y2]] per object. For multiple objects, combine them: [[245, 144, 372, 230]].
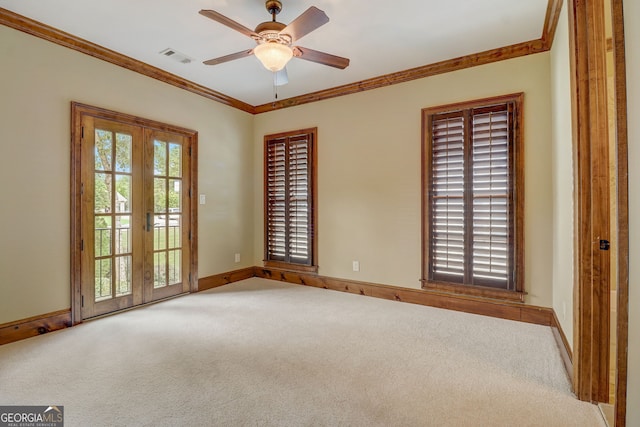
[[0, 278, 605, 426]]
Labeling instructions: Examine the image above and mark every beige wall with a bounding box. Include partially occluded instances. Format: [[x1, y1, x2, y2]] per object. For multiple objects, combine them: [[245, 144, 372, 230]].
[[253, 53, 554, 307], [549, 0, 574, 346], [0, 25, 255, 324], [1, 9, 636, 423], [624, 0, 639, 424]]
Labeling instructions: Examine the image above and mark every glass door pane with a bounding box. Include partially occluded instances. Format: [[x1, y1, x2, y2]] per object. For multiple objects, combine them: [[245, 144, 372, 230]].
[[153, 139, 183, 288], [93, 129, 134, 302], [80, 116, 143, 319], [145, 132, 190, 301]]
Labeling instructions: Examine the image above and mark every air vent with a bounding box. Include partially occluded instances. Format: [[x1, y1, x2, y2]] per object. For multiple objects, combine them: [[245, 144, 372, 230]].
[[159, 48, 193, 64]]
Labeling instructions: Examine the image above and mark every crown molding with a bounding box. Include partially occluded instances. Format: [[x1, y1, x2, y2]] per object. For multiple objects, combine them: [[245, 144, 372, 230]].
[[1, 0, 563, 115], [542, 0, 564, 49], [0, 7, 255, 114], [254, 39, 547, 113], [254, 0, 563, 113]]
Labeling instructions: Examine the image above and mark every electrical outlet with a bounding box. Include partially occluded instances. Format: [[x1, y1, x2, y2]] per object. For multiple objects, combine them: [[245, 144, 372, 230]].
[[352, 261, 360, 272], [234, 253, 241, 263]]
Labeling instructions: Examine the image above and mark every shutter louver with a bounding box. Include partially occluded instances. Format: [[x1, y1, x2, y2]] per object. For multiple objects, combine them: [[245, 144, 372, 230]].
[[471, 105, 511, 289], [266, 139, 287, 261], [430, 114, 465, 283], [288, 135, 311, 265]]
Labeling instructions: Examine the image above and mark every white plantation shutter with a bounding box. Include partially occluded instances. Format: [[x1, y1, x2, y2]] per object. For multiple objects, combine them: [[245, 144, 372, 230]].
[[265, 130, 315, 267], [426, 99, 519, 291]]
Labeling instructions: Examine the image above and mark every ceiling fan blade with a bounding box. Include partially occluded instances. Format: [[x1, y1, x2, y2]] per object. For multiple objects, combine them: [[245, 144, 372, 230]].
[[280, 6, 329, 42], [199, 9, 260, 39], [203, 49, 254, 66], [293, 46, 350, 69], [274, 68, 288, 86]]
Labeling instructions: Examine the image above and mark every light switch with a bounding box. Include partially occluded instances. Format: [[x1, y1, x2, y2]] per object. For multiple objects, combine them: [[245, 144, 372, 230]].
[[199, 194, 206, 205]]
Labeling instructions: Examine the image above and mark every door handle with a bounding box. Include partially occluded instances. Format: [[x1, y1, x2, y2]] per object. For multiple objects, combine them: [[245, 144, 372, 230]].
[[146, 212, 151, 232]]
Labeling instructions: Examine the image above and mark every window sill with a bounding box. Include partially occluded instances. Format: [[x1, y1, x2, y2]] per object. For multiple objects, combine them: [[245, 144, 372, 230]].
[[264, 260, 318, 274], [421, 280, 526, 303]]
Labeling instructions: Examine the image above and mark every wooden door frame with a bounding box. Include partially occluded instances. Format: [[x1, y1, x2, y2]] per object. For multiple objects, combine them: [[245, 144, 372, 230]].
[[609, 4, 629, 425], [70, 102, 199, 325], [568, 0, 629, 424]]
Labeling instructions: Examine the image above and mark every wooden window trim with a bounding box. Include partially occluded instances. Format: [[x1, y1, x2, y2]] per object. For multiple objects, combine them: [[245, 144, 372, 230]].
[[263, 128, 318, 273], [421, 93, 525, 302], [263, 260, 319, 274]]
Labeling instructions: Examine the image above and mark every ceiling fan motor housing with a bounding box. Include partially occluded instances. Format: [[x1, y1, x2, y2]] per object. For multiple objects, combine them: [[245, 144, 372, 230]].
[[254, 21, 291, 45], [265, 1, 282, 16]]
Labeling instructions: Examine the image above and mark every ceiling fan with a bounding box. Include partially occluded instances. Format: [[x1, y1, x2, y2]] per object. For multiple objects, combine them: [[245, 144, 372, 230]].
[[199, 0, 350, 81]]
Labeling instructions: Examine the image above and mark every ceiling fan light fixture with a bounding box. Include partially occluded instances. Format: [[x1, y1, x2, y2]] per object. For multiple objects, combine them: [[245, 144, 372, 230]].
[[254, 42, 293, 72]]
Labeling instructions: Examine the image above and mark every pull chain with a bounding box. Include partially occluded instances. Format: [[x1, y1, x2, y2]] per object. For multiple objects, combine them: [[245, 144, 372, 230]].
[[273, 72, 279, 99]]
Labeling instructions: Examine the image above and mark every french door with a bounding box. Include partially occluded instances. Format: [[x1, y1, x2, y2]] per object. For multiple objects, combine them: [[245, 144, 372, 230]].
[[71, 104, 197, 321]]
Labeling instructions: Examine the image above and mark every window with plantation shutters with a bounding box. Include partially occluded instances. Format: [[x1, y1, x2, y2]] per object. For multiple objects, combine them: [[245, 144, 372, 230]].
[[264, 128, 317, 272], [422, 94, 524, 300]]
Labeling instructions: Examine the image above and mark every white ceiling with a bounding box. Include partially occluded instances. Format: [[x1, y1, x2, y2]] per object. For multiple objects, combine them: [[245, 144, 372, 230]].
[[0, 0, 549, 106]]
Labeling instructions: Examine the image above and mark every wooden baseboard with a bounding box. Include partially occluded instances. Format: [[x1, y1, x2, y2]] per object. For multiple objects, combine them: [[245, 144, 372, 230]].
[[197, 267, 255, 292], [0, 267, 566, 352], [0, 267, 254, 346], [0, 309, 71, 346], [551, 309, 574, 379], [253, 267, 554, 327]]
